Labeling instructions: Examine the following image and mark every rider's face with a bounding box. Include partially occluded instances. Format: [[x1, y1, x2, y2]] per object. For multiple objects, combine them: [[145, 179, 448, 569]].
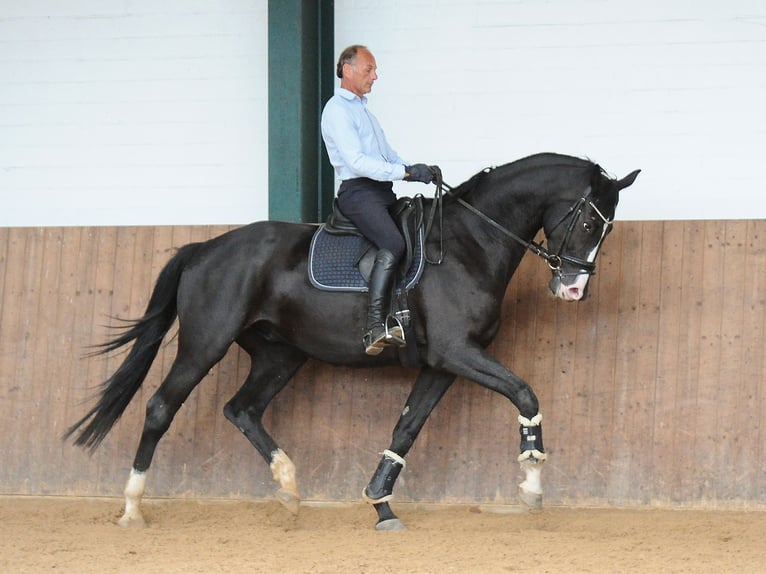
[[343, 48, 378, 97]]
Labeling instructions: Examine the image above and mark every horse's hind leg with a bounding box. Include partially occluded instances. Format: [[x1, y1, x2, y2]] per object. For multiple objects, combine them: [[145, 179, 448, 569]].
[[364, 367, 456, 530], [119, 347, 228, 528], [223, 337, 307, 514]]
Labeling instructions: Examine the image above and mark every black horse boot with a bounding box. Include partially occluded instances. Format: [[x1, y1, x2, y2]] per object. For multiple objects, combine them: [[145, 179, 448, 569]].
[[363, 249, 405, 355]]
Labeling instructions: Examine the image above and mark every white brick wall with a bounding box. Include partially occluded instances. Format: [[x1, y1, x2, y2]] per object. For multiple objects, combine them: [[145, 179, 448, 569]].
[[2, 2, 764, 224], [0, 0, 267, 226], [335, 0, 766, 220]]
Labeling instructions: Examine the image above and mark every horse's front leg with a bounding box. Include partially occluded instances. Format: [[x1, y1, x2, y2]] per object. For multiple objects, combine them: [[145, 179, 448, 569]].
[[441, 343, 547, 509], [363, 367, 455, 531], [517, 413, 546, 508]]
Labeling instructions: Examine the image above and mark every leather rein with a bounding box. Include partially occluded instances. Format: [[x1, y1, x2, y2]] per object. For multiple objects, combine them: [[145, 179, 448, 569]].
[[423, 169, 612, 275]]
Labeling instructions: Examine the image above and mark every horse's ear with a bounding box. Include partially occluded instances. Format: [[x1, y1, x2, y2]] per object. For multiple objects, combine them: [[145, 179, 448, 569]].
[[616, 169, 641, 191]]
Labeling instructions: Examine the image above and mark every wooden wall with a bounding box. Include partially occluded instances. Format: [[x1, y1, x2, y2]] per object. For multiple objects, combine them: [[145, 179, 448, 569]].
[[1, 221, 764, 508]]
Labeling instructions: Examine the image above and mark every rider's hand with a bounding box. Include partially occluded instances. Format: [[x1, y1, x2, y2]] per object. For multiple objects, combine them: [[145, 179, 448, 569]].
[[428, 165, 442, 182], [405, 164, 434, 184]]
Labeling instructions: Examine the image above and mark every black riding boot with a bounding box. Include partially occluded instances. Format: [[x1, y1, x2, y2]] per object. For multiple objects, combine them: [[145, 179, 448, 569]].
[[363, 249, 405, 355]]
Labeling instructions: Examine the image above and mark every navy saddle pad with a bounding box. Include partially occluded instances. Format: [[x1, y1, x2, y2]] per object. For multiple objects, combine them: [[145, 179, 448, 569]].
[[308, 226, 425, 292]]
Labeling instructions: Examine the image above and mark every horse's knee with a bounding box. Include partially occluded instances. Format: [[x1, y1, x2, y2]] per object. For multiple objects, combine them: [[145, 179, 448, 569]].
[[270, 449, 300, 512], [515, 386, 539, 419]]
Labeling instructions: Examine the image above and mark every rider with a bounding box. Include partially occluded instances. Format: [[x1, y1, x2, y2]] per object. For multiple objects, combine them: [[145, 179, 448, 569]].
[[321, 44, 439, 355]]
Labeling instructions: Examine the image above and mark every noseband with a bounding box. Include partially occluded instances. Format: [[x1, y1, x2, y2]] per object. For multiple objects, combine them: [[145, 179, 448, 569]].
[[427, 172, 612, 276]]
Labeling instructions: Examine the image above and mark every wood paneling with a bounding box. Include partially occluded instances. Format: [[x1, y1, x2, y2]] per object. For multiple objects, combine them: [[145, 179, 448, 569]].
[[0, 221, 764, 508]]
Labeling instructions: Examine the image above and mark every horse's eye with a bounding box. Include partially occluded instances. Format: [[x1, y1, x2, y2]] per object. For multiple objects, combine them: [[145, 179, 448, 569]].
[[583, 221, 594, 233]]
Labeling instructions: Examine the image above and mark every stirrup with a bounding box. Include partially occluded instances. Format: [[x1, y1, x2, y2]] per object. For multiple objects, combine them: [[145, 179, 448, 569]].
[[363, 315, 406, 355], [384, 313, 406, 346]]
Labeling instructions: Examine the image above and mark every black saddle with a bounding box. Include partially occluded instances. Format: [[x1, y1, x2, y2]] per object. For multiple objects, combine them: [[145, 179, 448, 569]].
[[308, 196, 426, 292]]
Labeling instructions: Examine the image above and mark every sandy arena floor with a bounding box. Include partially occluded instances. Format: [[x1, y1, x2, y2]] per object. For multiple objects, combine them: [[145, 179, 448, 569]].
[[1, 496, 765, 573]]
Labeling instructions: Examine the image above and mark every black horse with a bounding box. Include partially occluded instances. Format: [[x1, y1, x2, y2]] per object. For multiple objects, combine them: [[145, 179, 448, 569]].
[[67, 153, 639, 530]]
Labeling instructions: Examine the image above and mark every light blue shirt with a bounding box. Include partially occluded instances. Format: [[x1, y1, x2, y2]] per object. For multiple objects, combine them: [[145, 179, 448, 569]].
[[321, 88, 408, 183]]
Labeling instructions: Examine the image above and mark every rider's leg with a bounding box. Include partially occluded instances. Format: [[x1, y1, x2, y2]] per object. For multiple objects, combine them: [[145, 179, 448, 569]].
[[363, 249, 402, 354], [336, 182, 406, 354]]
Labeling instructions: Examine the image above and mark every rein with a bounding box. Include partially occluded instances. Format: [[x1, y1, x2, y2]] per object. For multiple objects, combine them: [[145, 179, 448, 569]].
[[424, 170, 611, 275]]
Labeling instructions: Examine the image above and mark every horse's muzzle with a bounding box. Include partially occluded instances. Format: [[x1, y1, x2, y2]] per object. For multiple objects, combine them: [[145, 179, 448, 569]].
[[549, 273, 590, 301]]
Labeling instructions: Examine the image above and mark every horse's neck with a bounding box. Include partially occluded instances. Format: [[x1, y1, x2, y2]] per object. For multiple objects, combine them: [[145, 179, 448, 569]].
[[442, 193, 542, 283], [452, 186, 545, 243]]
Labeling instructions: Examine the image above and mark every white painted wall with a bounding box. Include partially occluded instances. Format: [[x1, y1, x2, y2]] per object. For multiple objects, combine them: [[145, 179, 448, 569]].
[[335, 0, 766, 221], [0, 1, 268, 227], [2, 2, 764, 225]]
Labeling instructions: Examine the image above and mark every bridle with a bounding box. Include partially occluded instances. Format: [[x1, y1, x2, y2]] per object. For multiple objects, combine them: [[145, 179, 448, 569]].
[[541, 195, 613, 277], [424, 169, 613, 276]]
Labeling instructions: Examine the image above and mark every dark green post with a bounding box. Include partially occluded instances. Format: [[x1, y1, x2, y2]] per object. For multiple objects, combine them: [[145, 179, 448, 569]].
[[268, 0, 335, 223]]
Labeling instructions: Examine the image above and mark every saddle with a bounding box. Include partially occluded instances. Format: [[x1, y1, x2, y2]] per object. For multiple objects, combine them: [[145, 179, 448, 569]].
[[308, 197, 426, 367], [308, 196, 426, 292]]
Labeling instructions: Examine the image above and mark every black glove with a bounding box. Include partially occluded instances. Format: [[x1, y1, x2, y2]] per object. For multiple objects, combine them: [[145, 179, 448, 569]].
[[405, 163, 434, 184], [429, 165, 442, 183]]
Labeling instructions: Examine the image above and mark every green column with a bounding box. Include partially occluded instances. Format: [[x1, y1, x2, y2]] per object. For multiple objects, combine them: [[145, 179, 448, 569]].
[[268, 0, 335, 223]]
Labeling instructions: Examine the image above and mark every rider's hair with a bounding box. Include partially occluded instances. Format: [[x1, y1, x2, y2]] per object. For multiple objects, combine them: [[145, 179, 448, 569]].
[[336, 45, 368, 79]]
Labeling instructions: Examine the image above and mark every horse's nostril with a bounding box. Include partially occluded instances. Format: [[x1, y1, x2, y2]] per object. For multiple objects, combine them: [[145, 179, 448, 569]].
[[567, 286, 582, 300]]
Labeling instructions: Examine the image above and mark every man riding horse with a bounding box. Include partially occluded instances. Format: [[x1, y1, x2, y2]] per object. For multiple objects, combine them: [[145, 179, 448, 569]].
[[321, 44, 439, 355], [66, 45, 641, 532]]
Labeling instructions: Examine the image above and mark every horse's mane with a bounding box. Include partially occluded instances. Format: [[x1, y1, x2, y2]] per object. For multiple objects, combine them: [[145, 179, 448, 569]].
[[445, 153, 599, 202], [445, 168, 492, 202]]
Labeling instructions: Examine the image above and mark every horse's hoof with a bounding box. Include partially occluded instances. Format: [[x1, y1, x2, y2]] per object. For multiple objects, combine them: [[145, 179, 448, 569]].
[[375, 518, 407, 531], [117, 513, 146, 528], [276, 489, 301, 515], [518, 486, 543, 510]]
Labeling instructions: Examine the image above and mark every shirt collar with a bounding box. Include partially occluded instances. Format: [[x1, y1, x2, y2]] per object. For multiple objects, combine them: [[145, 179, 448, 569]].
[[336, 87, 366, 104]]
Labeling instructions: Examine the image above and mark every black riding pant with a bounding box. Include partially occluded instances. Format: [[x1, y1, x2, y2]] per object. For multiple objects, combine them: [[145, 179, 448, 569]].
[[336, 178, 406, 262]]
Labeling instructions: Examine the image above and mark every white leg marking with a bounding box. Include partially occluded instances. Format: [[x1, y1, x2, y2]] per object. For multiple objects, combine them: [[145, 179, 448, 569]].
[[519, 459, 543, 495], [270, 449, 300, 514], [118, 469, 147, 528], [270, 449, 298, 496]]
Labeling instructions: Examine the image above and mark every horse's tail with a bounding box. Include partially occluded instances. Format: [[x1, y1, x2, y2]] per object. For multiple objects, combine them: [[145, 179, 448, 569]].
[[65, 242, 203, 452]]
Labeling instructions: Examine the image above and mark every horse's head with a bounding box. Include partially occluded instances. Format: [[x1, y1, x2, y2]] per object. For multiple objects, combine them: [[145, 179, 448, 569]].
[[543, 166, 640, 301]]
